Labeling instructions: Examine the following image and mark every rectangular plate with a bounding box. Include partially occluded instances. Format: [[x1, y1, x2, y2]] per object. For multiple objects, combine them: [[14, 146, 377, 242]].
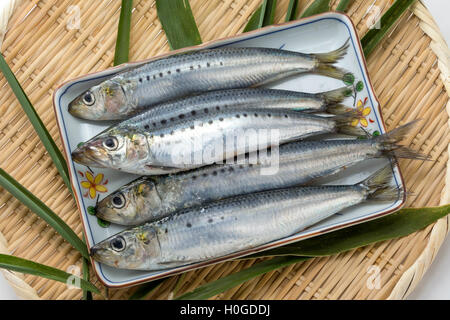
[[53, 12, 406, 288]]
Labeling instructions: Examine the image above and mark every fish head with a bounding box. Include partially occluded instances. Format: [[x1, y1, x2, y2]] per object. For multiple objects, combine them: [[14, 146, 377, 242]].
[[90, 226, 160, 270], [68, 79, 128, 120], [71, 128, 149, 171], [96, 177, 161, 225]]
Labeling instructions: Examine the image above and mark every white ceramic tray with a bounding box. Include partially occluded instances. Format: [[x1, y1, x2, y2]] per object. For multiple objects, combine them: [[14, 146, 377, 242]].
[[53, 12, 405, 288]]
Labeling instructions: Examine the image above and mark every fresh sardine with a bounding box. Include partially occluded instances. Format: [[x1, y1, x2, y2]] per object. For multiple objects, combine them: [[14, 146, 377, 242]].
[[69, 41, 352, 120], [90, 166, 401, 270], [96, 122, 425, 226], [71, 107, 362, 175]]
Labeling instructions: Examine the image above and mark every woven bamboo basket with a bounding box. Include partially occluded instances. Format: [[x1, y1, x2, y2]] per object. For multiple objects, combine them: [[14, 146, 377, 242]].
[[0, 0, 448, 300]]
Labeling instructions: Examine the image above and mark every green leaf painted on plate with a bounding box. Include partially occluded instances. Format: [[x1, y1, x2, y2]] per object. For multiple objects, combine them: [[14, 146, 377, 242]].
[[97, 217, 110, 228], [356, 81, 364, 92], [87, 206, 96, 216], [343, 73, 355, 85]]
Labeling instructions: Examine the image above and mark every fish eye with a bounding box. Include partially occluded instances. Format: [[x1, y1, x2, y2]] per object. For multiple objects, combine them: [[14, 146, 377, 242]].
[[103, 137, 118, 151], [112, 193, 125, 209], [110, 236, 126, 252], [82, 91, 95, 106]]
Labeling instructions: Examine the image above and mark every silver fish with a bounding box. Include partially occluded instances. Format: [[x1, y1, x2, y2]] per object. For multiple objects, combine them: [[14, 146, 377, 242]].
[[71, 107, 362, 175], [90, 166, 401, 270], [95, 122, 424, 226], [69, 41, 352, 120]]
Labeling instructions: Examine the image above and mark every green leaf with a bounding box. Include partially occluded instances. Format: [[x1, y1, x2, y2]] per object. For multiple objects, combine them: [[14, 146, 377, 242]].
[[177, 205, 450, 299], [97, 217, 110, 228], [0, 254, 99, 294], [301, 0, 330, 18], [248, 205, 450, 258], [244, 6, 262, 32], [82, 235, 92, 300], [129, 279, 165, 300], [114, 0, 133, 66], [0, 55, 72, 194], [336, 0, 353, 12], [0, 168, 89, 259], [356, 80, 364, 92], [343, 72, 355, 85], [156, 0, 202, 50], [177, 256, 309, 300], [361, 0, 417, 57], [258, 0, 277, 28], [285, 0, 299, 22]]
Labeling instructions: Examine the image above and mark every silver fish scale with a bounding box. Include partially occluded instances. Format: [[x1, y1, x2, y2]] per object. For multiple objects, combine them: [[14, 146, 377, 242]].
[[121, 88, 325, 129], [118, 48, 316, 107], [144, 185, 365, 268], [152, 139, 377, 215], [141, 107, 337, 170]]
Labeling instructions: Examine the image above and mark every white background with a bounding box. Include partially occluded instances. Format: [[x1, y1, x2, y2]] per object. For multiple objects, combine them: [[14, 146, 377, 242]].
[[0, 0, 449, 300]]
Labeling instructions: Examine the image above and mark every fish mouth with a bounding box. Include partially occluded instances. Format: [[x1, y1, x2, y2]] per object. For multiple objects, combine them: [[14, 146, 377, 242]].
[[71, 145, 107, 167]]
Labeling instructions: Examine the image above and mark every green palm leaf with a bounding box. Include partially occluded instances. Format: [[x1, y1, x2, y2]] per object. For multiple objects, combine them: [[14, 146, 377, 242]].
[[114, 0, 133, 66], [178, 205, 450, 299], [0, 168, 88, 259], [0, 254, 99, 294]]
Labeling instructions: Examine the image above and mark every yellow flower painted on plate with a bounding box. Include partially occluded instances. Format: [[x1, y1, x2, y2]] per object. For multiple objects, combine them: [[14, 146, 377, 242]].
[[352, 98, 372, 127], [80, 171, 108, 199]]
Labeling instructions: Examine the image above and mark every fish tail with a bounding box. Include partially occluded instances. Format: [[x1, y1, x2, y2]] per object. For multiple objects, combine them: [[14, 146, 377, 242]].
[[376, 120, 431, 160], [324, 103, 351, 115], [313, 39, 354, 81], [320, 86, 355, 105], [358, 165, 403, 201], [314, 64, 354, 82], [333, 112, 365, 136], [313, 39, 350, 63]]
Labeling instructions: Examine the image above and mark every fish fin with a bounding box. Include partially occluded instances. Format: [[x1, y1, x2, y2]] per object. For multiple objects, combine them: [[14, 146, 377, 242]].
[[312, 39, 353, 81], [375, 120, 431, 160], [324, 103, 351, 115], [320, 86, 354, 104], [358, 165, 403, 201], [313, 39, 350, 63], [332, 112, 366, 136], [314, 64, 353, 82]]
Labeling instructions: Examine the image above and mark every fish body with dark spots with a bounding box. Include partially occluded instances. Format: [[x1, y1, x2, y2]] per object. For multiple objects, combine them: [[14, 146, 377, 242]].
[[68, 42, 351, 120], [90, 166, 401, 270]]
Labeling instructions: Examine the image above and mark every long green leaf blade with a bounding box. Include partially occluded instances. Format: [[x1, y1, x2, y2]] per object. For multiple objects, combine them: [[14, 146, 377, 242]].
[[114, 0, 133, 66], [0, 254, 99, 294], [285, 0, 299, 22], [156, 0, 202, 50], [361, 0, 416, 57], [336, 0, 353, 12], [301, 0, 330, 18], [0, 168, 89, 259], [258, 0, 277, 28], [0, 55, 71, 193], [177, 256, 309, 300], [244, 5, 262, 32], [177, 205, 450, 299], [247, 205, 450, 258]]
